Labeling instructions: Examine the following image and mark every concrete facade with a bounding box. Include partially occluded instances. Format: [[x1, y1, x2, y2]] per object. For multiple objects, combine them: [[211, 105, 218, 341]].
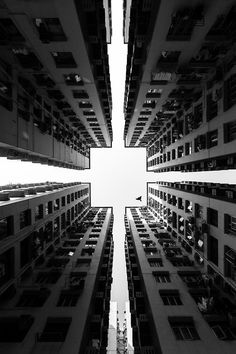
[[125, 195, 236, 353], [123, 0, 236, 172], [0, 0, 112, 169], [0, 182, 114, 354]]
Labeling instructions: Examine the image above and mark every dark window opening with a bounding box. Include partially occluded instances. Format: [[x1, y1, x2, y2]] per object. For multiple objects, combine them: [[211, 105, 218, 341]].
[[34, 18, 66, 43], [153, 271, 170, 283], [207, 208, 218, 227], [35, 204, 43, 221], [0, 315, 34, 342], [20, 209, 31, 229], [16, 289, 50, 307], [207, 130, 218, 148], [160, 290, 182, 305], [0, 215, 14, 240], [224, 246, 236, 281], [0, 18, 25, 42], [169, 317, 200, 340], [38, 317, 71, 342], [34, 73, 55, 88], [207, 235, 218, 266], [51, 52, 76, 68], [20, 236, 32, 268], [36, 270, 61, 284], [12, 48, 43, 70], [0, 248, 14, 287], [0, 79, 13, 111], [224, 120, 236, 143], [64, 73, 83, 85]]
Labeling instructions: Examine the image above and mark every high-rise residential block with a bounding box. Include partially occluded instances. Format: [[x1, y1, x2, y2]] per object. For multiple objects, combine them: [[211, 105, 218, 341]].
[[0, 182, 114, 353], [0, 0, 112, 170], [123, 0, 236, 172], [125, 183, 236, 353]]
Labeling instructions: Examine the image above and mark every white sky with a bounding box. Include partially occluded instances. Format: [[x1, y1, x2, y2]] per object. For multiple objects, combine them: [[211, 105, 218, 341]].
[[0, 0, 236, 325]]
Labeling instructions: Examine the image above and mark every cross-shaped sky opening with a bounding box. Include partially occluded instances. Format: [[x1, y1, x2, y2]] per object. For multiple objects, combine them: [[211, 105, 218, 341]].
[[1, 1, 236, 326]]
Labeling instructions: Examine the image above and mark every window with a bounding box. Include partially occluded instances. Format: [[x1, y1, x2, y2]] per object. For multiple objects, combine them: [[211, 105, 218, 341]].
[[178, 197, 184, 210], [224, 74, 236, 111], [207, 208, 218, 227], [57, 290, 80, 306], [153, 271, 170, 283], [35, 204, 43, 221], [0, 315, 34, 342], [207, 130, 218, 148], [170, 257, 192, 267], [0, 18, 25, 42], [224, 214, 236, 235], [61, 196, 66, 207], [12, 48, 43, 70], [17, 94, 30, 121], [64, 73, 83, 85], [211, 323, 236, 340], [146, 88, 162, 98], [185, 142, 192, 155], [54, 217, 60, 235], [34, 18, 66, 43], [81, 247, 95, 256], [76, 258, 91, 268], [160, 290, 182, 305], [54, 199, 60, 211], [61, 213, 66, 230], [177, 145, 184, 158], [72, 89, 88, 98], [51, 52, 76, 68], [36, 270, 61, 284], [45, 201, 52, 215], [34, 73, 55, 87], [20, 236, 32, 267], [66, 210, 71, 226], [0, 215, 14, 240], [0, 79, 13, 111], [148, 258, 163, 267], [206, 93, 218, 121], [20, 209, 31, 229], [16, 289, 50, 307], [224, 246, 236, 281], [169, 317, 200, 340], [224, 120, 236, 143], [67, 194, 70, 204], [207, 235, 218, 266], [38, 317, 71, 342]]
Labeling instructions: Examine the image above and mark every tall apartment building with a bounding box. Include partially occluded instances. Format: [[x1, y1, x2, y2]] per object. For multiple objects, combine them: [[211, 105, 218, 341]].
[[0, 0, 112, 170], [123, 0, 236, 172], [0, 182, 114, 354], [125, 191, 236, 353]]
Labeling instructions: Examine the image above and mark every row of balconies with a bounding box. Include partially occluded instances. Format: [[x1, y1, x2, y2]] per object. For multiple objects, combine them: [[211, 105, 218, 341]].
[[0, 206, 96, 296]]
